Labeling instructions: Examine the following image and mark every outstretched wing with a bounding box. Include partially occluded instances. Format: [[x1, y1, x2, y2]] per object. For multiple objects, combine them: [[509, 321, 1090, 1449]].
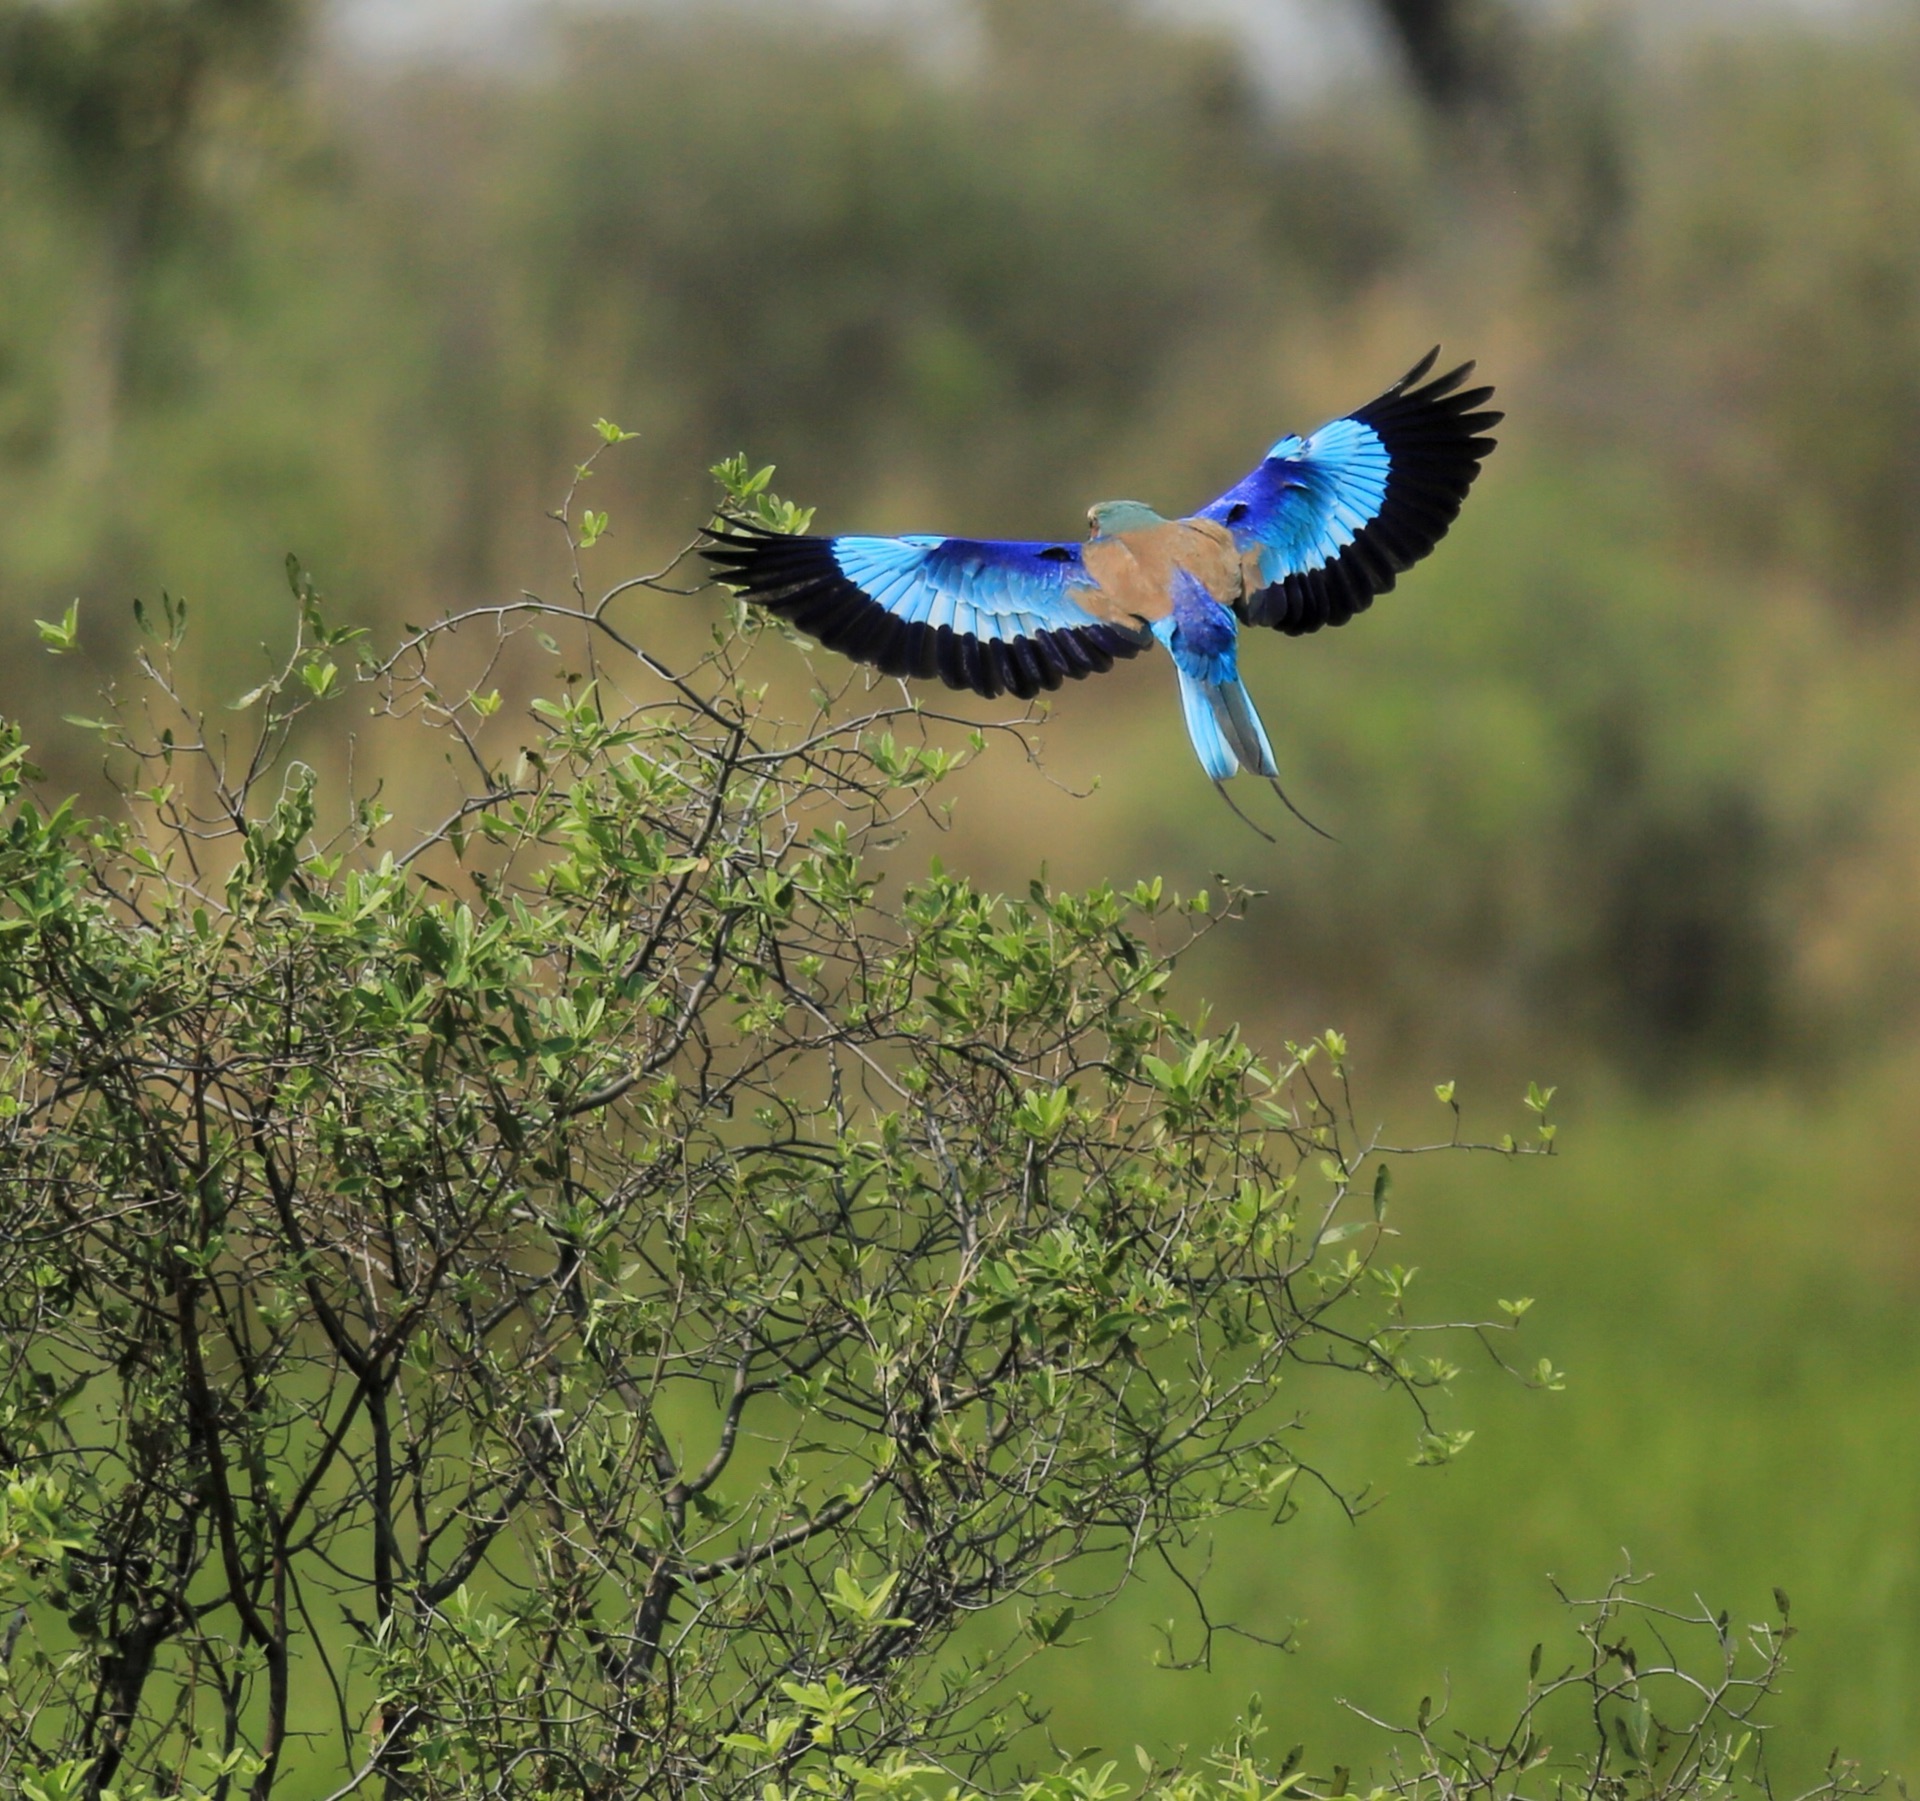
[[702, 521, 1148, 700], [1198, 350, 1501, 635]]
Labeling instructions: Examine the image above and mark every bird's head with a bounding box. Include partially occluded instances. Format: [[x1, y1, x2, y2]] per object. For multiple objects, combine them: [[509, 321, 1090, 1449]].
[[1086, 499, 1168, 539]]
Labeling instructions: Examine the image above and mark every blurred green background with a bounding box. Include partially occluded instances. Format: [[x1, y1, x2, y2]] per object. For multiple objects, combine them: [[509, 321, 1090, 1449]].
[[2, 0, 1917, 1786]]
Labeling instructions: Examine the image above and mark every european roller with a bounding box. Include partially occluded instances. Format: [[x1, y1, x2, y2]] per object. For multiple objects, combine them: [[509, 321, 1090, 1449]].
[[703, 350, 1498, 828]]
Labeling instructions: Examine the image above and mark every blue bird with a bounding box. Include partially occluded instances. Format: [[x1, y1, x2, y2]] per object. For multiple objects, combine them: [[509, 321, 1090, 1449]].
[[703, 350, 1499, 827]]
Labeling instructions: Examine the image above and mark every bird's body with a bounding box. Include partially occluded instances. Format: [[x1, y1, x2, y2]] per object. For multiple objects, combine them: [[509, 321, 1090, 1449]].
[[703, 350, 1499, 806], [1082, 514, 1244, 623]]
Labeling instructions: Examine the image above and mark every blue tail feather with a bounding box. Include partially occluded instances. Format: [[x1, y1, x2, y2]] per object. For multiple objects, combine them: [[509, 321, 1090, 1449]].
[[1213, 676, 1278, 777], [1172, 663, 1278, 781], [1174, 664, 1239, 781]]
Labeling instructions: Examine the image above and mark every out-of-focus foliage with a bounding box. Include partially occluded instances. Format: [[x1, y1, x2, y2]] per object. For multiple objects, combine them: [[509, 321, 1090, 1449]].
[[1614, 30, 1920, 618], [3, 1, 1918, 1080], [0, 0, 309, 481]]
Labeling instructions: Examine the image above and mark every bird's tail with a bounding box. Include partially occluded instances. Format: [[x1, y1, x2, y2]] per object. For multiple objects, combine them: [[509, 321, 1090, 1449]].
[[1173, 663, 1278, 781]]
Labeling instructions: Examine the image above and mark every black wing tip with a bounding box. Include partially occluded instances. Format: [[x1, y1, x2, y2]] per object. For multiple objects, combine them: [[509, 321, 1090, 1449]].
[[700, 517, 815, 555], [1388, 348, 1480, 402], [1372, 349, 1497, 419], [1396, 345, 1443, 390], [703, 513, 792, 538]]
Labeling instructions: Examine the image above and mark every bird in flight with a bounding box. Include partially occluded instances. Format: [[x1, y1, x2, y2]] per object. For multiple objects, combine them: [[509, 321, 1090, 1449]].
[[703, 349, 1498, 832]]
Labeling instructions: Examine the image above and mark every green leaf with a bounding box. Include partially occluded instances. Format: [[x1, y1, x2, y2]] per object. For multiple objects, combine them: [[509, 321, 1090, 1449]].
[[826, 1566, 911, 1629], [1014, 1087, 1072, 1141], [34, 601, 79, 654], [1028, 1604, 1076, 1646]]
